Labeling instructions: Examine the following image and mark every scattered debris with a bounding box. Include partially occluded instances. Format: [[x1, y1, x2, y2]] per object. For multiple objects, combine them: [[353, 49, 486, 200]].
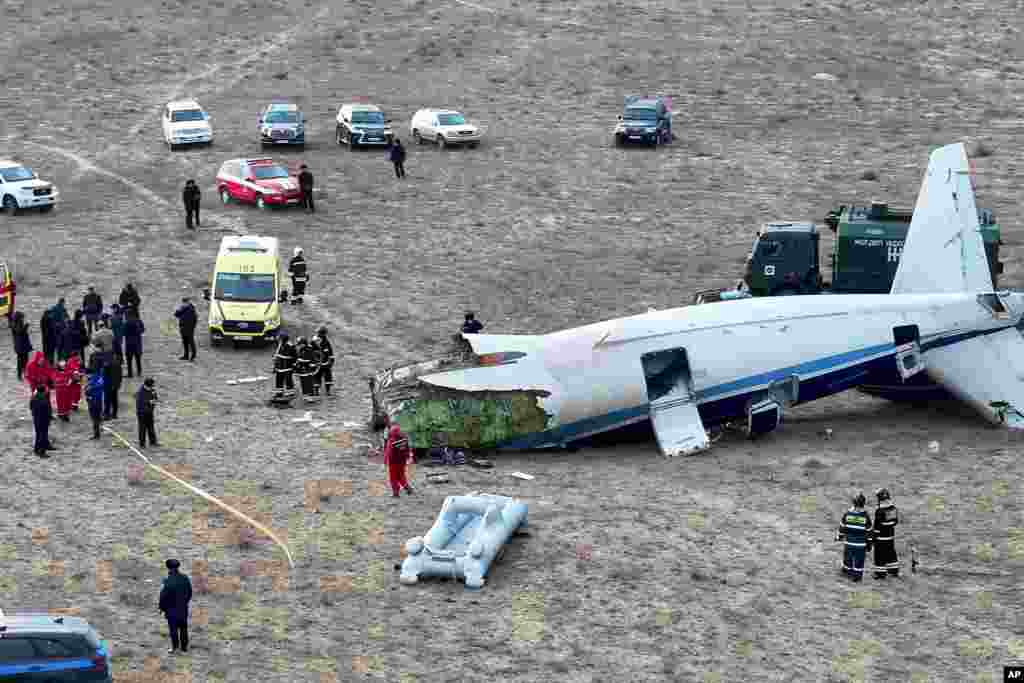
[[927, 440, 940, 454], [342, 421, 364, 429], [310, 421, 328, 429], [812, 72, 838, 82], [226, 376, 269, 386], [469, 458, 493, 469], [426, 472, 450, 484], [292, 411, 313, 423], [823, 428, 834, 440], [509, 471, 534, 480]]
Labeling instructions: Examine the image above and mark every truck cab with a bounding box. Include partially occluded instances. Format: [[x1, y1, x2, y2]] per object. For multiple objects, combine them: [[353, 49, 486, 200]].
[[742, 222, 822, 296], [825, 202, 1002, 291]]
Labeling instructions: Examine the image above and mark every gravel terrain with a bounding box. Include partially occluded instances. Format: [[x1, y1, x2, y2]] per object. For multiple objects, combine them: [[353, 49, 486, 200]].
[[1, 0, 1023, 681]]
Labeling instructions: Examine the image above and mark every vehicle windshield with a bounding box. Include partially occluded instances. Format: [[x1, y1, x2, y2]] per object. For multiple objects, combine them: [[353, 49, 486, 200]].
[[214, 273, 275, 302], [251, 165, 289, 179], [352, 111, 385, 124], [437, 113, 466, 126], [265, 111, 299, 124], [171, 109, 205, 122], [0, 166, 34, 182], [625, 108, 658, 121]]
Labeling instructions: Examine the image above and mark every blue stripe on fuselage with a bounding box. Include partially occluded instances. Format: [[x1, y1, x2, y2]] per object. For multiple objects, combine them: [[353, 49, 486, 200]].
[[494, 323, 1019, 449]]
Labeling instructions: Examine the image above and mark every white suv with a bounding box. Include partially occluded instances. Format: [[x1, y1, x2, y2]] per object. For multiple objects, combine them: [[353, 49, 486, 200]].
[[162, 99, 213, 149], [0, 160, 58, 213], [410, 108, 481, 149], [336, 103, 394, 149]]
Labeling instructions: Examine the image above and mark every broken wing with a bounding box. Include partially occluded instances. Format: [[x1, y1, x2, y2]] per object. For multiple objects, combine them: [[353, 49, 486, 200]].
[[926, 327, 1024, 428]]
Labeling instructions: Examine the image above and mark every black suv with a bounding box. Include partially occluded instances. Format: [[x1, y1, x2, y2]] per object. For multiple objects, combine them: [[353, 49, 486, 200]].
[[0, 613, 112, 681]]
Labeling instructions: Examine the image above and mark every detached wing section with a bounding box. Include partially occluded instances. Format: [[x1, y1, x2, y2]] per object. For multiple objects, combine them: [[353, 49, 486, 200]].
[[891, 142, 993, 295], [926, 327, 1024, 428]]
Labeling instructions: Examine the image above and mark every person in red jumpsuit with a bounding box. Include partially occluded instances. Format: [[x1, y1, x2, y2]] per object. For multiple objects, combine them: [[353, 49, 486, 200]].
[[66, 352, 83, 411], [24, 351, 55, 394], [384, 423, 415, 498], [54, 359, 77, 421]]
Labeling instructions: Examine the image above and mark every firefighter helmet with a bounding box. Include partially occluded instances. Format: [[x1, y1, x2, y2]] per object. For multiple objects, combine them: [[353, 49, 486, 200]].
[[853, 492, 866, 508], [875, 488, 891, 502]]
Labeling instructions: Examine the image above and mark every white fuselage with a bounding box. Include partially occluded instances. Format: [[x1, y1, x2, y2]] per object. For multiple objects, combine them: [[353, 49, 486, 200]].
[[432, 292, 1023, 447]]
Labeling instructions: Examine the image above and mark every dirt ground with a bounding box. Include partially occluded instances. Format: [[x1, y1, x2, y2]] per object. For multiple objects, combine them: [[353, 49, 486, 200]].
[[2, 0, 1023, 681]]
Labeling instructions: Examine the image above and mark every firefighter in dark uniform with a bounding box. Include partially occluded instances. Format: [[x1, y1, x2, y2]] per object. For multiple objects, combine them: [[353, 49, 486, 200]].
[[298, 164, 315, 212], [871, 488, 900, 578], [289, 247, 308, 304], [271, 333, 297, 404], [294, 337, 316, 402], [183, 179, 201, 230], [837, 493, 871, 582], [308, 336, 324, 397], [313, 326, 334, 396]]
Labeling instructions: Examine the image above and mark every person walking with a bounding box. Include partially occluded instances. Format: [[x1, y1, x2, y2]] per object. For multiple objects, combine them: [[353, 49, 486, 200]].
[[85, 370, 104, 440], [124, 309, 145, 378], [103, 351, 123, 420], [82, 287, 103, 335], [383, 423, 414, 498], [298, 164, 315, 212], [40, 309, 55, 365], [31, 385, 55, 458], [837, 493, 872, 582], [110, 304, 126, 359], [11, 311, 32, 381], [288, 247, 308, 304], [136, 377, 159, 448], [119, 282, 141, 312], [389, 138, 406, 179], [313, 326, 334, 396], [173, 297, 198, 361], [271, 333, 297, 404], [183, 179, 201, 230], [871, 488, 900, 579], [158, 559, 193, 654]]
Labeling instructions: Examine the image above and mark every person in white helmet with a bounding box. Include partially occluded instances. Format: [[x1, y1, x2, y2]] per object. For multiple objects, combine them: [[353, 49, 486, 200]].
[[288, 247, 308, 304]]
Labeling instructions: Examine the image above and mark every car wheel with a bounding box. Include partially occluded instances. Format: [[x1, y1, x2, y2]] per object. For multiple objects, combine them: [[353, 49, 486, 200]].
[[469, 141, 479, 149], [2, 194, 18, 214], [209, 333, 222, 347], [349, 136, 356, 151], [614, 134, 625, 147], [437, 135, 447, 150], [220, 188, 231, 204], [256, 195, 267, 210], [412, 129, 423, 144]]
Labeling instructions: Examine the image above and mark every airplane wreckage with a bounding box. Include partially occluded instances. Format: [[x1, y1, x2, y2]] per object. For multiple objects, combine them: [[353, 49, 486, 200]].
[[371, 143, 1024, 456]]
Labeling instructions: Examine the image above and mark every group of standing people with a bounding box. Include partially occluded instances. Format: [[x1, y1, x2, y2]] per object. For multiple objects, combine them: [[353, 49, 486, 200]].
[[271, 327, 334, 404], [837, 488, 900, 582], [13, 283, 165, 456]]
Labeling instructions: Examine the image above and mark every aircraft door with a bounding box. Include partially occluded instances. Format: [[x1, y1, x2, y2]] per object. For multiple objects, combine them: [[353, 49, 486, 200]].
[[893, 324, 925, 380], [641, 348, 709, 457]]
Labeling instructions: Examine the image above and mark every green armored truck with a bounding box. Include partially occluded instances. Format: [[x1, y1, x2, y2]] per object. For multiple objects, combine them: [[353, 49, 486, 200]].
[[741, 202, 1003, 297]]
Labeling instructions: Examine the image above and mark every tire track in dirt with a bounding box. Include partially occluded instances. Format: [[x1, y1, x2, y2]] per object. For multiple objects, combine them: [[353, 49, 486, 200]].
[[448, 0, 598, 32], [114, 6, 335, 149], [20, 138, 246, 237]]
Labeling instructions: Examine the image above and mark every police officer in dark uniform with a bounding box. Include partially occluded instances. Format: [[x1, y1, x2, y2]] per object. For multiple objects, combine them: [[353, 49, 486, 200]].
[[871, 488, 900, 579], [314, 326, 334, 396], [837, 493, 871, 582], [298, 164, 314, 212], [272, 333, 297, 404], [183, 179, 201, 229], [461, 312, 483, 334], [288, 247, 308, 304]]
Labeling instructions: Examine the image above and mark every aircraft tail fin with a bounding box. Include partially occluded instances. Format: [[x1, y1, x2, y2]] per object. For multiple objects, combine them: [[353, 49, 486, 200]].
[[890, 142, 993, 295]]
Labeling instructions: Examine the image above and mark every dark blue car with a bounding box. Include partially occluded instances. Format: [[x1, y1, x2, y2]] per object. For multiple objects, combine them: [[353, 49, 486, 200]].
[[0, 613, 112, 682]]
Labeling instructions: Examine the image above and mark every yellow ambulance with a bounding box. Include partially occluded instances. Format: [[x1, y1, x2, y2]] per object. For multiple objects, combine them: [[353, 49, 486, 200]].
[[0, 261, 14, 321], [208, 235, 283, 346]]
